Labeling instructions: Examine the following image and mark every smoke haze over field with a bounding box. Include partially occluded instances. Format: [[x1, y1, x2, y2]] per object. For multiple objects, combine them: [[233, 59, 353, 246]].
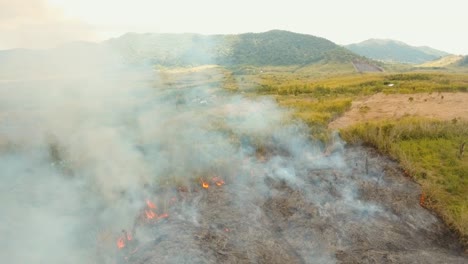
[[1, 50, 466, 263], [0, 53, 334, 262]]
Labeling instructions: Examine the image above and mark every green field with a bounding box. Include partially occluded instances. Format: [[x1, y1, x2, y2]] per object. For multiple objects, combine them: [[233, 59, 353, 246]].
[[341, 118, 468, 244]]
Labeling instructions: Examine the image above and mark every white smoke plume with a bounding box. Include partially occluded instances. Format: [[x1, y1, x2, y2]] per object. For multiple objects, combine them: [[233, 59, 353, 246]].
[[0, 45, 465, 264]]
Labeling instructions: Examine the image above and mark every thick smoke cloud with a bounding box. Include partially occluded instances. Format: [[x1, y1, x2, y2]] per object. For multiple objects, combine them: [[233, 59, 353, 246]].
[[1, 46, 464, 264], [0, 47, 349, 263]]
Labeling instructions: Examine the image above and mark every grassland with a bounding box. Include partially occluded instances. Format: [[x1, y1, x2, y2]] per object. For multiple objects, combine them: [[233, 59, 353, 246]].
[[341, 118, 468, 244], [228, 66, 468, 245]]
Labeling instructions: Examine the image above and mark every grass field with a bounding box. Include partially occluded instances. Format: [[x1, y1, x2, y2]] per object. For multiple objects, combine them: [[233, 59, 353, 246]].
[[340, 118, 468, 244], [232, 67, 468, 245]]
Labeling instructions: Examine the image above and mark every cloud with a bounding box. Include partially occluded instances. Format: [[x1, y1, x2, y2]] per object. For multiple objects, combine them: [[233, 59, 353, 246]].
[[0, 0, 95, 49]]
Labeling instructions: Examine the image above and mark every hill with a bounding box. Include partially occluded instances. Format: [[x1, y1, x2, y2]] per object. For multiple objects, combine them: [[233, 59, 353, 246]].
[[107, 30, 361, 66], [0, 30, 369, 79], [458, 55, 468, 66], [345, 39, 450, 64], [418, 55, 464, 68]]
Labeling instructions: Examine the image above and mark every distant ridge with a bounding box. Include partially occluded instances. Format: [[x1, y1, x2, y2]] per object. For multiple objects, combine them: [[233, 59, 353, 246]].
[[345, 39, 450, 64], [106, 30, 363, 66], [0, 30, 379, 79], [458, 56, 468, 66]]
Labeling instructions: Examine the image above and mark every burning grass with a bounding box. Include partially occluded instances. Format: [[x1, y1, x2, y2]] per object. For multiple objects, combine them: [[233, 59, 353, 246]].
[[2, 65, 467, 264], [107, 146, 466, 263]]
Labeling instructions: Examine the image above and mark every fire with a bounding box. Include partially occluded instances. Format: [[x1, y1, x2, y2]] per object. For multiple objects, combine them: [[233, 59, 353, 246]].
[[420, 191, 426, 207], [116, 197, 172, 253], [201, 176, 226, 189], [202, 181, 209, 189], [212, 176, 225, 186], [117, 236, 126, 249], [145, 209, 156, 219], [158, 213, 169, 219], [146, 199, 157, 209], [117, 230, 133, 249]]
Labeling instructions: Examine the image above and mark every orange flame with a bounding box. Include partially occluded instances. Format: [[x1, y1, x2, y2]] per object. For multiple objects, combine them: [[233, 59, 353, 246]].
[[146, 199, 157, 209], [158, 213, 169, 219], [215, 179, 225, 186], [117, 236, 126, 249], [212, 176, 225, 186], [420, 191, 425, 207], [126, 232, 132, 241], [145, 209, 156, 219], [202, 181, 209, 189]]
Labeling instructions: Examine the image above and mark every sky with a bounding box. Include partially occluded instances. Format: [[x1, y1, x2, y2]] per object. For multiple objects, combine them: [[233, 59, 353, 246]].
[[1, 0, 467, 54]]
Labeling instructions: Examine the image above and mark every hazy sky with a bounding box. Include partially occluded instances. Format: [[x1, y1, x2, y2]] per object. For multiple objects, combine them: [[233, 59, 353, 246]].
[[1, 0, 467, 54]]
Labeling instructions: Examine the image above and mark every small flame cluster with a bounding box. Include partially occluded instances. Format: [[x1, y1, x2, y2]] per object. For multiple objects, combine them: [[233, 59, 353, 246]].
[[419, 191, 426, 207], [116, 199, 170, 251], [201, 176, 225, 189], [144, 199, 169, 221], [116, 176, 226, 252], [116, 230, 133, 250]]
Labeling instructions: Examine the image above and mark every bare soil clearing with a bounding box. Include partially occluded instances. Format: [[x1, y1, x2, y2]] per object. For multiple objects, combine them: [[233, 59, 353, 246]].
[[329, 92, 468, 129]]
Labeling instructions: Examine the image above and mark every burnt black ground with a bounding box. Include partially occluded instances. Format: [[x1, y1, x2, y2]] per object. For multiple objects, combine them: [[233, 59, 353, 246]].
[[120, 146, 466, 264]]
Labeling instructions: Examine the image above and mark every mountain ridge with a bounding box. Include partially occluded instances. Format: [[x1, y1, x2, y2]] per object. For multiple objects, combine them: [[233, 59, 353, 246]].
[[0, 30, 375, 79], [105, 30, 363, 66], [345, 39, 450, 64]]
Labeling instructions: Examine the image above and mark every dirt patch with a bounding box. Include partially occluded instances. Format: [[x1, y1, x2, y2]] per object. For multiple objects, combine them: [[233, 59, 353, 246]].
[[352, 61, 383, 73], [329, 92, 468, 129], [116, 146, 466, 264]]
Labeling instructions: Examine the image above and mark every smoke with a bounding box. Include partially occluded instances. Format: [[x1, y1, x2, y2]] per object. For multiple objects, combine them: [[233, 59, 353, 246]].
[[1, 44, 464, 264], [0, 0, 95, 50], [0, 46, 343, 263]]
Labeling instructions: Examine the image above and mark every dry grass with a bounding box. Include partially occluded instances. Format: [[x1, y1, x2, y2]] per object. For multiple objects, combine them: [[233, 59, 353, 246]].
[[340, 118, 468, 245]]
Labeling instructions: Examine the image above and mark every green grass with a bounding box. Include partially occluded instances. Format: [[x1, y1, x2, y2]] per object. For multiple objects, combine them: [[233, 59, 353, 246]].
[[340, 118, 468, 244], [254, 72, 468, 97]]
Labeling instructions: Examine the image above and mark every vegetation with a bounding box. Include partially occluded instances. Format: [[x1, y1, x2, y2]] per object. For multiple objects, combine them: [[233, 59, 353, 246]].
[[226, 30, 358, 65], [340, 118, 468, 245], [253, 71, 468, 96], [240, 71, 468, 141], [230, 68, 468, 244], [107, 30, 364, 66], [154, 64, 468, 246], [418, 55, 464, 68]]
